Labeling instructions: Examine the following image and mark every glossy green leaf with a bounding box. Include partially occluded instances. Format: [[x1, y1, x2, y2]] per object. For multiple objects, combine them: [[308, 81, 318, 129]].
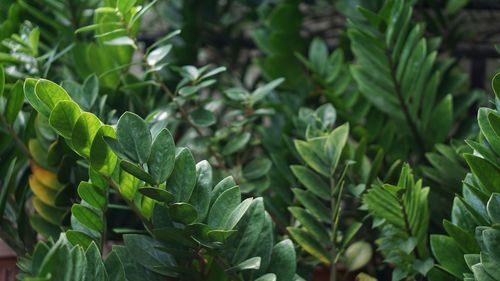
[[90, 125, 118, 176], [120, 160, 156, 186], [24, 78, 50, 117], [251, 78, 284, 103], [72, 205, 103, 233], [492, 73, 500, 99], [116, 112, 152, 164], [35, 79, 72, 111], [325, 123, 349, 174], [294, 139, 329, 177], [71, 112, 102, 158], [147, 45, 171, 66], [430, 235, 468, 278], [208, 186, 241, 229], [49, 100, 82, 139], [147, 128, 175, 184], [464, 154, 500, 194], [139, 187, 174, 204], [189, 160, 212, 222], [169, 202, 198, 224], [226, 257, 261, 272], [77, 182, 106, 210], [487, 194, 500, 223], [268, 239, 296, 281], [66, 230, 94, 249], [167, 148, 196, 202]]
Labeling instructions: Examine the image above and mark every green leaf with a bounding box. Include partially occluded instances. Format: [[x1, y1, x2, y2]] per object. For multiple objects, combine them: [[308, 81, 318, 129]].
[[90, 125, 118, 176], [242, 157, 272, 180], [222, 132, 251, 156], [72, 205, 103, 233], [426, 95, 453, 145], [288, 207, 329, 244], [35, 79, 72, 111], [430, 235, 468, 278], [84, 242, 107, 281], [138, 187, 174, 204], [287, 227, 329, 264], [251, 78, 284, 103], [492, 73, 500, 99], [309, 37, 328, 75], [292, 188, 330, 223], [290, 165, 329, 199], [120, 160, 156, 186], [147, 45, 171, 66], [117, 112, 152, 164], [255, 273, 277, 281], [71, 112, 102, 158], [478, 108, 500, 156], [224, 198, 253, 230], [24, 78, 50, 117], [464, 154, 500, 194], [167, 148, 196, 202], [268, 239, 296, 281], [294, 139, 329, 177], [117, 0, 136, 13], [66, 230, 94, 249], [77, 182, 106, 210], [189, 160, 212, 222], [231, 198, 265, 264], [4, 81, 24, 125], [442, 220, 479, 253], [341, 222, 363, 249], [189, 108, 216, 127], [325, 123, 349, 174], [104, 249, 126, 281], [487, 193, 500, 223], [169, 202, 198, 224], [226, 257, 261, 272], [345, 241, 372, 271], [49, 100, 82, 139], [208, 186, 241, 229]]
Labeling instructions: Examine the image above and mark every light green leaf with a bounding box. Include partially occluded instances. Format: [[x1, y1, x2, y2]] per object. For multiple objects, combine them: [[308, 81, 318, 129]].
[[252, 78, 284, 103], [287, 227, 329, 264], [226, 257, 261, 272], [345, 241, 372, 271], [117, 0, 136, 13], [90, 125, 118, 176], [24, 78, 50, 117], [49, 100, 82, 139], [35, 79, 72, 111], [71, 112, 102, 158], [147, 45, 171, 66], [77, 182, 106, 210], [325, 123, 349, 174]]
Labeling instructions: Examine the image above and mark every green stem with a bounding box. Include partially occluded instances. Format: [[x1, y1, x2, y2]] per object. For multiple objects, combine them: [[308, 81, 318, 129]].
[[104, 177, 153, 230]]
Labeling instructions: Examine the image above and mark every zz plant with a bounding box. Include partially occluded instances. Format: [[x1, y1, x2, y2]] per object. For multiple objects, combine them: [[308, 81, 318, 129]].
[[429, 73, 500, 281], [18, 78, 298, 281]]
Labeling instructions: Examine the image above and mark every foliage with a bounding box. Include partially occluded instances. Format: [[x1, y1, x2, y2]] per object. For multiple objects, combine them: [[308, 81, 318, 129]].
[[363, 164, 432, 280], [0, 0, 495, 280], [429, 74, 500, 281]]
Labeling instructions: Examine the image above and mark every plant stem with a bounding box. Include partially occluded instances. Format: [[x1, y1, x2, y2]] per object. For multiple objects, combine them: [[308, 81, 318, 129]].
[[329, 176, 337, 281], [104, 177, 153, 230], [213, 255, 242, 281]]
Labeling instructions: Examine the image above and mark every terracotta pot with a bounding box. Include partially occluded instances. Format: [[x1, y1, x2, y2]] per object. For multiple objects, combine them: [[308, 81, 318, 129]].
[[0, 240, 18, 281]]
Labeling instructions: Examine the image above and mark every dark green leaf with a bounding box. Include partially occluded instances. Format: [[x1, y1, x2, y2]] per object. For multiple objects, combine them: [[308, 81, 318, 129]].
[[117, 112, 152, 164]]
